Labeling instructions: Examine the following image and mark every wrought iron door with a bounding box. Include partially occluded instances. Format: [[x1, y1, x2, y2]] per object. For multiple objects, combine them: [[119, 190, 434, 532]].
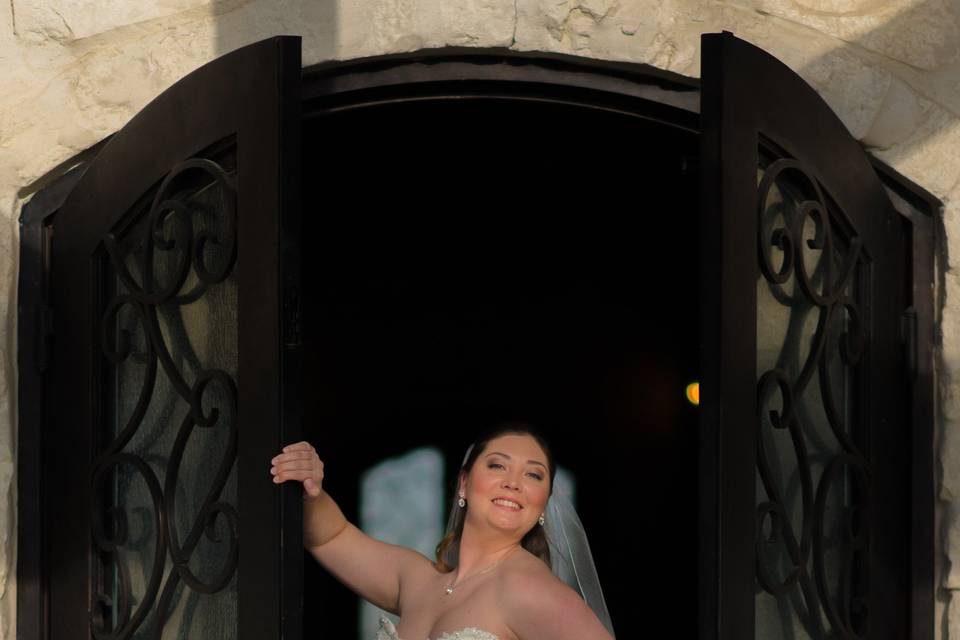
[[698, 33, 915, 639], [48, 37, 303, 639]]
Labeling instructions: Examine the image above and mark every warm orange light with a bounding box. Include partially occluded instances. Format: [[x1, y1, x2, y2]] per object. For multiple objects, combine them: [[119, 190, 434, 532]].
[[685, 382, 700, 406]]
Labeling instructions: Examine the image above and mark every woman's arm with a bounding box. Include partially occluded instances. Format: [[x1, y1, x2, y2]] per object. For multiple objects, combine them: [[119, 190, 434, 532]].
[[272, 441, 433, 613], [499, 569, 614, 640]]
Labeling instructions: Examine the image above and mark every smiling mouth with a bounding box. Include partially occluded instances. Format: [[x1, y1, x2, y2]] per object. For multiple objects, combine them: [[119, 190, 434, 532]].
[[492, 498, 523, 510]]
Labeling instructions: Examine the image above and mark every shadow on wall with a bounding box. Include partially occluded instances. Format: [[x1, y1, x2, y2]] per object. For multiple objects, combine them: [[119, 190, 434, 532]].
[[741, 0, 960, 191], [212, 0, 339, 63], [202, 0, 960, 191]]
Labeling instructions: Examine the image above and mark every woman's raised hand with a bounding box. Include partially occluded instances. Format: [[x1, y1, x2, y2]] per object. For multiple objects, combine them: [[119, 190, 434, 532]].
[[270, 441, 324, 497]]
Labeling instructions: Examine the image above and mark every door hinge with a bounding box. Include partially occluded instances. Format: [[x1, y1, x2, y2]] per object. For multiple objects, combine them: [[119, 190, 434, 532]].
[[901, 306, 917, 382], [35, 303, 54, 373]]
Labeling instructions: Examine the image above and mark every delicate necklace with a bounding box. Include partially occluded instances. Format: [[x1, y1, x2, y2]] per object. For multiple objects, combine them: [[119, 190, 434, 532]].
[[444, 548, 515, 595]]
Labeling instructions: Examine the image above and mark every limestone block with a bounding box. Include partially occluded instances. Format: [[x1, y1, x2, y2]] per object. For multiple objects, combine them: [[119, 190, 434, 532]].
[[75, 53, 168, 111], [12, 0, 223, 43], [942, 272, 960, 503], [685, 11, 895, 139], [514, 0, 704, 74], [0, 578, 12, 640], [873, 104, 960, 201], [209, 1, 329, 61], [0, 22, 223, 190], [212, 0, 364, 62], [753, 0, 960, 71], [0, 452, 13, 640], [0, 195, 17, 640], [433, 0, 517, 48], [371, 0, 514, 52], [204, 0, 516, 68], [861, 75, 924, 149], [1, 0, 14, 46], [950, 581, 960, 639], [515, 0, 899, 138], [948, 196, 960, 282], [167, 0, 518, 71], [924, 64, 960, 120], [792, 47, 891, 140], [718, 9, 911, 139]]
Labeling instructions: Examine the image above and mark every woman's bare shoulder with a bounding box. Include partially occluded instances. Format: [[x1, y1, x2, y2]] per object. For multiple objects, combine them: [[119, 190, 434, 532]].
[[497, 549, 568, 595], [397, 549, 450, 594], [399, 548, 444, 582], [496, 551, 611, 639]]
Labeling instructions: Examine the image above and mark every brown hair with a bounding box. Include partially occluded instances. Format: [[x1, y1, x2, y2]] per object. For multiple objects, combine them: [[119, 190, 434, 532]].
[[434, 421, 557, 573]]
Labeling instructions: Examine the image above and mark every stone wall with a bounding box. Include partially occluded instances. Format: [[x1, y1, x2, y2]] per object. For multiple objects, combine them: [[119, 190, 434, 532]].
[[1, 0, 958, 638]]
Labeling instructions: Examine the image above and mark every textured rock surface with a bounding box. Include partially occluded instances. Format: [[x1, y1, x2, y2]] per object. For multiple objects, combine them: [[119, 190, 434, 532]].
[[12, 0, 226, 42], [945, 201, 960, 636], [1, 0, 960, 638], [756, 0, 960, 70]]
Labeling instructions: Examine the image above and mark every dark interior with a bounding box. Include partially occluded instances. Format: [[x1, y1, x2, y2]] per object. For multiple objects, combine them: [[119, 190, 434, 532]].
[[299, 97, 701, 637]]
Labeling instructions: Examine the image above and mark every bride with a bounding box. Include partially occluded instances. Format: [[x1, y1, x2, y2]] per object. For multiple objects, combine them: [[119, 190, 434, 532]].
[[270, 423, 615, 640]]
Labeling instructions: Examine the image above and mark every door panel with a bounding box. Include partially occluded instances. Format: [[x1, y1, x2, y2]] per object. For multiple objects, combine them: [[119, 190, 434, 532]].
[[753, 147, 870, 640], [50, 37, 302, 640], [95, 143, 241, 639], [699, 32, 908, 640]]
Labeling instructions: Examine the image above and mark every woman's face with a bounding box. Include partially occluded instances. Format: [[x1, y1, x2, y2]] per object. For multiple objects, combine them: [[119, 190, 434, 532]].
[[460, 433, 551, 538]]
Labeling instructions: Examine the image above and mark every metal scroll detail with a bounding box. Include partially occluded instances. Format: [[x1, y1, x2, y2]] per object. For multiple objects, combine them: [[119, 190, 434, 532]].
[[92, 156, 239, 639], [754, 157, 869, 640]]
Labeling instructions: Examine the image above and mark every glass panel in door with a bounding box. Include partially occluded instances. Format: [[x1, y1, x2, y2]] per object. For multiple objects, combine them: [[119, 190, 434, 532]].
[[753, 148, 868, 640], [94, 143, 241, 639]]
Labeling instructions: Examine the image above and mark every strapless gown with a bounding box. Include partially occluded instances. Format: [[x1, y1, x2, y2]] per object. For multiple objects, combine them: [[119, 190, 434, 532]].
[[376, 615, 499, 640]]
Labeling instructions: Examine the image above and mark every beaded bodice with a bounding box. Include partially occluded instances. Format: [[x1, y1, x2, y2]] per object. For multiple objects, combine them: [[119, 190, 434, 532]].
[[376, 615, 500, 640]]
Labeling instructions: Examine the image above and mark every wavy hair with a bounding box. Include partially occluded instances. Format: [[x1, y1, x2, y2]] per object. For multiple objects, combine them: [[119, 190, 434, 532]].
[[434, 421, 557, 573]]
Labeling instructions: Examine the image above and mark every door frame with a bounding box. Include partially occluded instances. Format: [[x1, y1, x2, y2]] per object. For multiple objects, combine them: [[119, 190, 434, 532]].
[[698, 31, 937, 639], [18, 36, 303, 640], [17, 40, 936, 640]]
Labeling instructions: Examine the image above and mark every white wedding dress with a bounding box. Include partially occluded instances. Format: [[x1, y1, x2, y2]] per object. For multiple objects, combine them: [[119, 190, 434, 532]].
[[376, 615, 499, 640]]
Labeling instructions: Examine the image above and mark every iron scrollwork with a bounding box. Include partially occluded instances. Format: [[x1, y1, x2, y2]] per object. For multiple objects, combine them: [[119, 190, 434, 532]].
[[755, 157, 869, 639], [92, 156, 239, 639]]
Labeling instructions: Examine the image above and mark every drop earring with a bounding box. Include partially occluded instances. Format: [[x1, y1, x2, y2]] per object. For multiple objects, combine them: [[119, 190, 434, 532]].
[[458, 491, 466, 508], [539, 513, 545, 526]]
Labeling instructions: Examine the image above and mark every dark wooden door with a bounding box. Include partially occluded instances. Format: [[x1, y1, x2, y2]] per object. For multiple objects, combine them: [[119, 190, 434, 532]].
[[48, 37, 303, 639], [698, 32, 914, 639]]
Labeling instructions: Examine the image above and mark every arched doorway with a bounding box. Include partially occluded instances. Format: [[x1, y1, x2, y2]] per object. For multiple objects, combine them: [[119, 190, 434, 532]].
[[300, 95, 701, 637], [16, 34, 935, 640]]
